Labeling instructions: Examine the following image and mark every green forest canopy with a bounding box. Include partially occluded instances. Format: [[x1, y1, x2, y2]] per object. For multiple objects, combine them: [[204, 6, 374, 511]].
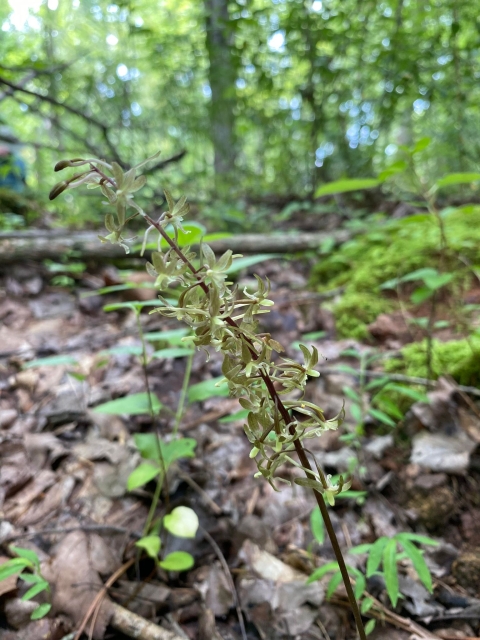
[[1, 0, 479, 223]]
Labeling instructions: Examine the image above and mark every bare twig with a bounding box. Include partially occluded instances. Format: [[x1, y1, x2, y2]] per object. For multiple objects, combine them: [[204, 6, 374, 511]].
[[110, 601, 185, 640], [0, 75, 122, 164]]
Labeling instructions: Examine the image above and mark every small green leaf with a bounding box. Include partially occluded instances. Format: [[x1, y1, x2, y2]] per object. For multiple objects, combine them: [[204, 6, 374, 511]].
[[30, 603, 51, 620], [366, 537, 389, 577], [93, 392, 162, 415], [219, 409, 249, 423], [326, 571, 343, 598], [384, 384, 429, 403], [395, 533, 438, 547], [163, 506, 199, 538], [19, 573, 44, 584], [410, 286, 434, 305], [343, 386, 361, 402], [133, 434, 197, 466], [101, 345, 143, 357], [349, 543, 373, 555], [383, 539, 399, 607], [306, 561, 339, 584], [144, 328, 190, 344], [365, 619, 376, 635], [397, 538, 433, 592], [0, 559, 32, 581], [353, 572, 366, 599], [159, 551, 194, 571], [127, 463, 160, 490], [188, 377, 229, 402], [361, 597, 374, 614], [350, 403, 363, 423], [412, 137, 431, 154], [436, 172, 480, 188], [226, 254, 281, 274], [310, 506, 325, 545], [135, 535, 161, 559], [423, 273, 454, 290], [315, 178, 380, 198], [23, 355, 78, 369], [21, 580, 49, 601], [152, 348, 194, 359], [10, 547, 40, 569], [368, 408, 396, 428]]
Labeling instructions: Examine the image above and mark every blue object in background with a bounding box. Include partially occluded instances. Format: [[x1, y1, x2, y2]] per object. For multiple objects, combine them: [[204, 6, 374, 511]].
[[0, 153, 27, 193]]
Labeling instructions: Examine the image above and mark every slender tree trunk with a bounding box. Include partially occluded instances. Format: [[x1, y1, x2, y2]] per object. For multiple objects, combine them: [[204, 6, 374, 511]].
[[204, 0, 237, 193]]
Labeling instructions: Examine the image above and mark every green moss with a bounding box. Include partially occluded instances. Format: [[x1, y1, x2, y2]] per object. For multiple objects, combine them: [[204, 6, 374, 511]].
[[311, 207, 480, 339], [384, 336, 480, 387], [333, 292, 393, 339]]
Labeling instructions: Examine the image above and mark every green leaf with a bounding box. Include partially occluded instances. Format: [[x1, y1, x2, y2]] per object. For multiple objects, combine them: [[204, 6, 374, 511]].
[[353, 572, 366, 599], [103, 299, 175, 312], [0, 559, 32, 581], [361, 597, 374, 614], [366, 537, 389, 577], [310, 506, 325, 545], [163, 506, 199, 538], [159, 551, 194, 571], [135, 535, 161, 559], [410, 286, 434, 305], [306, 561, 339, 584], [226, 254, 281, 274], [219, 409, 249, 423], [343, 386, 361, 402], [10, 547, 40, 569], [397, 538, 433, 592], [383, 539, 400, 607], [349, 544, 373, 555], [368, 408, 397, 428], [315, 179, 380, 198], [127, 463, 160, 490], [187, 377, 229, 402], [144, 328, 190, 344], [436, 172, 480, 188], [422, 273, 454, 290], [23, 355, 78, 369], [412, 137, 431, 154], [133, 434, 197, 466], [101, 345, 143, 357], [93, 392, 162, 415], [365, 619, 376, 635], [350, 403, 363, 423], [326, 571, 343, 598], [152, 347, 194, 359], [19, 573, 44, 584], [30, 603, 51, 620], [384, 384, 429, 403], [395, 532, 438, 546], [21, 580, 49, 601]]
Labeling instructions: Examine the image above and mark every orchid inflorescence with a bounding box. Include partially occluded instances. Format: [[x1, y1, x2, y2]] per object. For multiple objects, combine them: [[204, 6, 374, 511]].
[[50, 154, 349, 504]]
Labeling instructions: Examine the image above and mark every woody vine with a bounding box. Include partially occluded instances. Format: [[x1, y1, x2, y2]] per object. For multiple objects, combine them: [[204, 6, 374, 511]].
[[50, 153, 367, 640]]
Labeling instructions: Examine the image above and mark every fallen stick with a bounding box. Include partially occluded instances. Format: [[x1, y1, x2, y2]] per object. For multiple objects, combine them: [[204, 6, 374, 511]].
[[110, 601, 185, 640]]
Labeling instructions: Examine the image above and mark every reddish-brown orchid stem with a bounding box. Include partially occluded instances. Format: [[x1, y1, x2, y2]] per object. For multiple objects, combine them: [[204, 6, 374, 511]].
[[142, 212, 367, 640]]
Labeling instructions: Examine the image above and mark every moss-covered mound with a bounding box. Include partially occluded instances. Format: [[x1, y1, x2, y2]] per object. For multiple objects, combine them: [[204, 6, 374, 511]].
[[384, 336, 480, 387], [311, 207, 480, 339]]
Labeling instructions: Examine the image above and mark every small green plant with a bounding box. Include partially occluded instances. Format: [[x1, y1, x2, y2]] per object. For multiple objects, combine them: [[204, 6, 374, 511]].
[[349, 532, 438, 607], [0, 547, 51, 619], [135, 505, 199, 571]]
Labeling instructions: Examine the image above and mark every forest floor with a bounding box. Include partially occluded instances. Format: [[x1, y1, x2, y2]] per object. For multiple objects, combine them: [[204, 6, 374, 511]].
[[1, 249, 480, 640]]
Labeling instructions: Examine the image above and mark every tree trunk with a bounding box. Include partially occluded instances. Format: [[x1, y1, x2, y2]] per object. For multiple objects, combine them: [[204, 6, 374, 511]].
[[204, 0, 237, 193]]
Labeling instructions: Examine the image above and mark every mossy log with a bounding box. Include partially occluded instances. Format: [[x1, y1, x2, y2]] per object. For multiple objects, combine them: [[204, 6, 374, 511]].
[[0, 228, 352, 265]]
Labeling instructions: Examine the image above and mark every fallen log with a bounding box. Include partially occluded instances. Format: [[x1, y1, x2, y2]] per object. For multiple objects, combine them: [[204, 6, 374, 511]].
[[0, 228, 352, 264]]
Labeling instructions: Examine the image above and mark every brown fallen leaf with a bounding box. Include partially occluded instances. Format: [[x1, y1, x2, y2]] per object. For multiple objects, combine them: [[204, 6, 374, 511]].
[[42, 531, 119, 640]]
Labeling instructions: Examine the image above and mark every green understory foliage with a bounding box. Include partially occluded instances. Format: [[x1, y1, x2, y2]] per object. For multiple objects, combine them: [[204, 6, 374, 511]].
[[385, 336, 480, 387], [312, 206, 480, 339]]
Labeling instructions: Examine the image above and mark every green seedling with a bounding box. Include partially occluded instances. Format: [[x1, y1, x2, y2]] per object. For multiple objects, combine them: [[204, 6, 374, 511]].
[[0, 547, 51, 620]]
